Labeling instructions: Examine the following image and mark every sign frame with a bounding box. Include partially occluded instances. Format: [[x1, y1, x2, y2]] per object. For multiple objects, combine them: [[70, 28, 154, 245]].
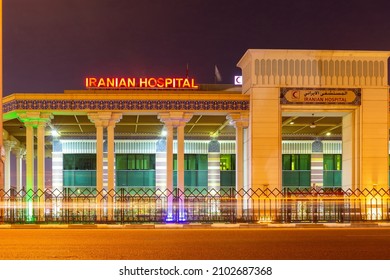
[[280, 87, 361, 105]]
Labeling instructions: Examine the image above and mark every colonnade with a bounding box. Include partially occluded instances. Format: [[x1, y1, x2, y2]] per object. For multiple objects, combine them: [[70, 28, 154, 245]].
[[2, 110, 250, 221]]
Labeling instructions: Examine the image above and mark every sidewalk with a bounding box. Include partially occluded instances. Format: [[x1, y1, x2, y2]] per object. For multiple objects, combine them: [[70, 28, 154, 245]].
[[1, 222, 390, 229]]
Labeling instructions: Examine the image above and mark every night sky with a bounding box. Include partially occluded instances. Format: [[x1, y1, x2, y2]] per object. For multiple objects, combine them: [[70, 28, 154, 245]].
[[3, 0, 390, 96]]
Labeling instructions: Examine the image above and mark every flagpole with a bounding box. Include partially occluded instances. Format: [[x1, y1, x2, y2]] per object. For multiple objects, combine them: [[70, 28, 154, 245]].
[[214, 65, 222, 84]]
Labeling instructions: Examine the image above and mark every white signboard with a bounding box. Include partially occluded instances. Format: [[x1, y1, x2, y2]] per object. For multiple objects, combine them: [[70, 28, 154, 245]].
[[234, 76, 242, 85]]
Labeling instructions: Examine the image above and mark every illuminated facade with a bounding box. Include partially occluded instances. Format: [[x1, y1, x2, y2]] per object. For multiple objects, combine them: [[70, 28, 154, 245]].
[[2, 49, 390, 222]]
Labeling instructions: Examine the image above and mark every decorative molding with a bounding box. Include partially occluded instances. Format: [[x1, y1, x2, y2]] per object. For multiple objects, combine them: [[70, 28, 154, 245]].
[[312, 139, 324, 153], [254, 58, 387, 87], [208, 139, 221, 153], [3, 99, 249, 113]]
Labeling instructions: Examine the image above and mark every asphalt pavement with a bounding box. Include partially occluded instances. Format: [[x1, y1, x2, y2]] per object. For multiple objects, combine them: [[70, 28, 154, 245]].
[[1, 223, 390, 260]]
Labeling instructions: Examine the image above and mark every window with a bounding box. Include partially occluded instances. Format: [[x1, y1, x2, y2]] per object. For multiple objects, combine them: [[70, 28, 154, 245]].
[[220, 154, 235, 187], [63, 154, 96, 170], [173, 154, 208, 170], [63, 154, 96, 187], [324, 154, 342, 171], [323, 154, 342, 187], [116, 154, 155, 170], [173, 154, 208, 187], [220, 154, 235, 170], [115, 154, 156, 187], [282, 154, 310, 170], [282, 154, 311, 188]]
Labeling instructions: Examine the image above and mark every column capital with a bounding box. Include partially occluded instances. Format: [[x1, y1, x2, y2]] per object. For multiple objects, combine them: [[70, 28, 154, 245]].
[[88, 112, 122, 128], [158, 112, 193, 127], [18, 112, 53, 127], [13, 146, 26, 158], [108, 112, 123, 128], [3, 140, 17, 152], [227, 112, 249, 128]]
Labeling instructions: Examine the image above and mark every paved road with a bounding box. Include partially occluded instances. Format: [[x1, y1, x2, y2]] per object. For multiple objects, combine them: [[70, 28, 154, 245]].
[[0, 227, 390, 260]]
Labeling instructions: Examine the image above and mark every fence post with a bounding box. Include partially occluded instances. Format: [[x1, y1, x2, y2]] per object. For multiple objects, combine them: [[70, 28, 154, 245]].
[[10, 187, 16, 223], [231, 187, 236, 223], [64, 188, 69, 224]]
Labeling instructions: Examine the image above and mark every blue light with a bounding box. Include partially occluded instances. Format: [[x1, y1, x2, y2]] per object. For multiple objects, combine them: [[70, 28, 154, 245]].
[[165, 213, 174, 223]]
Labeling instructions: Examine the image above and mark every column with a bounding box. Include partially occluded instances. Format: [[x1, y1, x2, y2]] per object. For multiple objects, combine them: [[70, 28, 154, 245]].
[[37, 122, 45, 192], [166, 124, 174, 193], [227, 113, 249, 219], [96, 123, 104, 195], [3, 140, 16, 193], [37, 122, 46, 221], [25, 122, 35, 196], [95, 121, 104, 221], [158, 112, 192, 222], [36, 115, 52, 221], [87, 113, 105, 220], [18, 112, 53, 221], [177, 122, 185, 221], [25, 122, 35, 220], [165, 123, 174, 221], [88, 112, 121, 221], [14, 147, 25, 192], [107, 113, 122, 220]]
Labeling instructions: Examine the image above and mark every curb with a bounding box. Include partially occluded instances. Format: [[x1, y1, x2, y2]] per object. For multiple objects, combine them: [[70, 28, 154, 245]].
[[323, 223, 351, 227], [211, 223, 240, 228], [377, 223, 390, 227], [155, 224, 184, 229], [268, 223, 296, 228], [0, 222, 389, 229]]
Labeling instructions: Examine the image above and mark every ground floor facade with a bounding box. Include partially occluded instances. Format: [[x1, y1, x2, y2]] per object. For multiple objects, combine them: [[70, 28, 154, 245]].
[[50, 139, 343, 193]]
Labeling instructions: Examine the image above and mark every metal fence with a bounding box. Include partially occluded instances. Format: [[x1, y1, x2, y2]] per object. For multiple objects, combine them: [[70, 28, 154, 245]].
[[0, 187, 389, 224]]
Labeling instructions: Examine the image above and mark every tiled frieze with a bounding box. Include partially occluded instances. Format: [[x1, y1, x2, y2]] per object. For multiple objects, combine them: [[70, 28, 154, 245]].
[[3, 99, 249, 113]]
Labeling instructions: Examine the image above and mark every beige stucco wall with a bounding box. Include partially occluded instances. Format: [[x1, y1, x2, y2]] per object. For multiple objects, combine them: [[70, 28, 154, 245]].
[[238, 49, 390, 190], [359, 87, 389, 189], [247, 87, 282, 189]]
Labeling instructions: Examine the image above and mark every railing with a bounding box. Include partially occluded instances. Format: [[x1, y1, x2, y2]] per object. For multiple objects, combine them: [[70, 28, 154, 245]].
[[220, 170, 235, 187], [282, 170, 311, 187], [63, 170, 97, 187], [116, 170, 156, 187], [0, 187, 389, 224], [323, 170, 342, 187], [173, 170, 208, 187]]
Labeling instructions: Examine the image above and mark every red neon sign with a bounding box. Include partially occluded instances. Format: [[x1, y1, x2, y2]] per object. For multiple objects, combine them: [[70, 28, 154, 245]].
[[85, 77, 198, 89]]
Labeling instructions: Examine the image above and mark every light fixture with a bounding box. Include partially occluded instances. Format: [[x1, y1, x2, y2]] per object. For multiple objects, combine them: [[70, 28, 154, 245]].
[[49, 123, 60, 137], [309, 114, 316, 128], [161, 128, 167, 137], [326, 132, 331, 136], [289, 121, 294, 125], [51, 129, 60, 137]]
